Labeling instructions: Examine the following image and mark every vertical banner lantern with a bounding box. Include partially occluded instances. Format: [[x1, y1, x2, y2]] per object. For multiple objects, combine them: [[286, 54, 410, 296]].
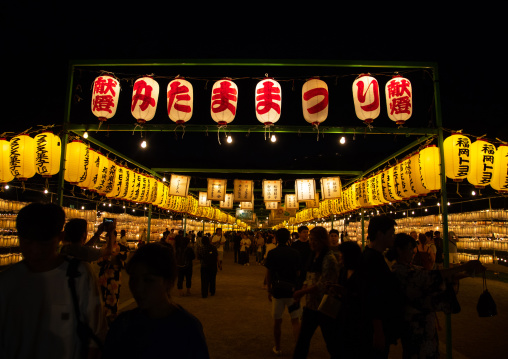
[[131, 76, 159, 124], [106, 164, 124, 199], [169, 174, 190, 197], [385, 75, 413, 125], [266, 201, 279, 210], [153, 181, 166, 207], [199, 192, 211, 207], [387, 166, 404, 201], [467, 139, 496, 188], [34, 132, 61, 178], [443, 133, 471, 181], [167, 78, 193, 124], [63, 141, 89, 185], [207, 178, 227, 201], [211, 79, 238, 126], [9, 135, 35, 181], [285, 194, 299, 209], [352, 74, 380, 125], [91, 153, 110, 193], [255, 78, 281, 127], [409, 153, 431, 196], [491, 144, 508, 193], [0, 138, 14, 184], [77, 148, 97, 189], [263, 180, 282, 202], [234, 179, 253, 202], [419, 145, 441, 191], [295, 179, 316, 201], [220, 193, 234, 209], [122, 168, 136, 201], [100, 160, 117, 196], [398, 158, 418, 199], [320, 176, 341, 200], [91, 75, 120, 122], [240, 200, 254, 210], [302, 78, 329, 127]]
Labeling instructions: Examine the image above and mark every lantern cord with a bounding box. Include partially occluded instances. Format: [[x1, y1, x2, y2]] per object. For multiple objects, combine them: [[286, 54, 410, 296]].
[[217, 125, 227, 145], [496, 138, 507, 144], [313, 124, 320, 141], [97, 122, 103, 131], [456, 183, 462, 197], [174, 124, 186, 139], [132, 123, 142, 136]]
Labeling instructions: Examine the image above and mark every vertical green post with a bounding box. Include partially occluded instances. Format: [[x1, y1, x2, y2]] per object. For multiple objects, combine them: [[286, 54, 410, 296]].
[[147, 204, 152, 243]]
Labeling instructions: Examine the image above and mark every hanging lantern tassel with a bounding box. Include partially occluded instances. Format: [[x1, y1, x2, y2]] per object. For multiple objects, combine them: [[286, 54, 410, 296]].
[[45, 178, 49, 191], [174, 123, 186, 139], [313, 122, 320, 141], [264, 123, 273, 141], [217, 124, 227, 145], [456, 182, 462, 197]]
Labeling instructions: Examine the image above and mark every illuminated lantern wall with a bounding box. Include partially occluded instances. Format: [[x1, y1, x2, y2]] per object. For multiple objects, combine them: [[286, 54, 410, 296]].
[[64, 141, 88, 185], [352, 74, 380, 125], [0, 138, 14, 184], [419, 145, 441, 191], [491, 144, 508, 193], [131, 77, 159, 124], [167, 78, 193, 124], [34, 132, 61, 178], [9, 135, 35, 181], [385, 75, 412, 125], [467, 139, 495, 188], [302, 78, 329, 126], [211, 79, 238, 126], [443, 133, 471, 181], [91, 75, 120, 122], [255, 78, 281, 126]]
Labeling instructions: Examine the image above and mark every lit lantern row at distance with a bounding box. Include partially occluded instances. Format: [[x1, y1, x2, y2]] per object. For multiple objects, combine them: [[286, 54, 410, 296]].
[[90, 74, 412, 127]]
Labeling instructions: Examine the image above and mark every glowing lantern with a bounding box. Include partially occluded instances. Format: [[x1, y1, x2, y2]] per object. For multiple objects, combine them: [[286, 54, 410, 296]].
[[90, 152, 110, 193], [491, 144, 508, 193], [365, 175, 382, 206], [306, 194, 319, 208], [255, 78, 281, 126], [302, 78, 329, 127], [409, 153, 431, 196], [129, 172, 143, 202], [64, 141, 88, 185], [106, 165, 125, 199], [77, 148, 98, 189], [380, 170, 397, 203], [263, 180, 282, 202], [211, 79, 238, 126], [385, 75, 412, 125], [320, 176, 341, 200], [352, 74, 380, 125], [9, 135, 35, 181], [167, 78, 193, 124], [285, 194, 298, 209], [387, 166, 404, 201], [118, 168, 133, 200], [240, 201, 254, 210], [169, 174, 190, 197], [199, 192, 211, 207], [153, 181, 167, 207], [374, 172, 389, 204], [136, 175, 148, 203], [207, 178, 227, 201], [443, 133, 471, 181], [467, 139, 496, 188], [266, 201, 279, 210], [124, 169, 137, 201], [419, 145, 441, 191], [295, 179, 316, 201], [33, 132, 61, 178], [0, 138, 14, 184], [131, 77, 159, 124], [91, 75, 120, 122], [234, 179, 253, 202], [398, 158, 418, 199], [220, 193, 234, 209], [98, 160, 117, 196], [146, 176, 157, 203]]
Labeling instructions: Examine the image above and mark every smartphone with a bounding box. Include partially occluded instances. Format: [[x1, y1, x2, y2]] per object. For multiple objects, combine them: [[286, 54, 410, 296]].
[[103, 218, 115, 223]]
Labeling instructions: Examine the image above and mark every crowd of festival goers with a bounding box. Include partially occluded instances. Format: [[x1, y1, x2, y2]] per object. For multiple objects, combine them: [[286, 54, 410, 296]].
[[0, 202, 485, 358]]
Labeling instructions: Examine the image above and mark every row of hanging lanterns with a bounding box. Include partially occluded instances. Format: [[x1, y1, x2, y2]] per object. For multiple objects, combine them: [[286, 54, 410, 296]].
[[90, 73, 413, 128]]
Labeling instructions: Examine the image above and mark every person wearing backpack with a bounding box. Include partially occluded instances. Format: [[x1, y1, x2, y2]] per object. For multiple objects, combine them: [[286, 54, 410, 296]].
[[197, 236, 219, 298], [175, 235, 196, 296]]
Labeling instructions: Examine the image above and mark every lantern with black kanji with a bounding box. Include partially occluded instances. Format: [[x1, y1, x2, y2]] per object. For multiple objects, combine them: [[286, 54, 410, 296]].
[[91, 75, 120, 122], [0, 138, 14, 184], [211, 79, 238, 126], [419, 145, 441, 191], [131, 76, 159, 124], [491, 144, 508, 193], [34, 132, 61, 178], [64, 141, 88, 185], [352, 74, 380, 125], [467, 139, 496, 188], [9, 134, 35, 181], [302, 78, 329, 127], [444, 133, 471, 182], [256, 78, 281, 127], [168, 78, 193, 125], [385, 75, 412, 125]]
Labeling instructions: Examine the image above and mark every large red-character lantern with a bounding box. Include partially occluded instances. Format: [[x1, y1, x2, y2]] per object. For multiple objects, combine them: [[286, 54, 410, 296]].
[[255, 78, 281, 127], [211, 79, 238, 126], [131, 76, 159, 124], [385, 75, 412, 125], [302, 78, 329, 128], [167, 78, 193, 125], [91, 75, 120, 122], [352, 74, 380, 125]]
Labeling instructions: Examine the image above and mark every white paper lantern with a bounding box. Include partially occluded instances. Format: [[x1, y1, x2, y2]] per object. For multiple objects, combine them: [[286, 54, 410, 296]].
[[295, 179, 316, 201], [302, 78, 329, 126], [285, 194, 298, 209], [169, 174, 191, 197], [91, 75, 120, 122], [320, 176, 341, 200], [167, 78, 193, 124], [220, 193, 234, 209], [385, 75, 413, 125], [211, 79, 238, 126], [263, 180, 282, 202], [131, 77, 159, 124], [255, 78, 281, 126], [234, 179, 253, 202], [352, 74, 380, 125]]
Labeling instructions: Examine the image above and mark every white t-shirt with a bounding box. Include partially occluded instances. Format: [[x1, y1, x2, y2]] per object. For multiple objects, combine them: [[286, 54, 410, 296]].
[[211, 234, 225, 252], [0, 259, 107, 359], [240, 238, 251, 252]]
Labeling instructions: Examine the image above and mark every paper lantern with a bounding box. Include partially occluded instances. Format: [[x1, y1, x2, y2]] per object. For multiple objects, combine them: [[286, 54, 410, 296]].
[[387, 166, 404, 201], [219, 193, 233, 209], [131, 77, 159, 124], [146, 176, 157, 204], [263, 180, 282, 202], [302, 78, 329, 126], [9, 135, 35, 181], [167, 78, 193, 124], [467, 140, 496, 188], [136, 175, 148, 203], [408, 153, 431, 196], [306, 194, 319, 209], [385, 75, 413, 125], [365, 175, 382, 206], [91, 75, 120, 122], [33, 132, 61, 178], [0, 138, 14, 184], [380, 169, 399, 203], [169, 174, 190, 197], [90, 152, 109, 193], [234, 179, 253, 202], [285, 194, 298, 209], [352, 74, 380, 125], [320, 176, 341, 200], [398, 158, 419, 199], [129, 172, 143, 202], [199, 192, 211, 207], [98, 160, 117, 196], [443, 133, 471, 182], [211, 79, 238, 126], [153, 181, 167, 207], [124, 169, 137, 201], [491, 144, 508, 193], [106, 165, 125, 199], [374, 172, 390, 204], [255, 78, 281, 126], [240, 201, 254, 210], [419, 145, 441, 191], [295, 179, 316, 201], [64, 141, 88, 185], [207, 178, 227, 201], [266, 201, 279, 210], [77, 148, 98, 189]]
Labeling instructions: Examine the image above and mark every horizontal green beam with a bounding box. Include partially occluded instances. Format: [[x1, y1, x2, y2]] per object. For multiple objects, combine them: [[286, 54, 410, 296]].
[[153, 168, 363, 176], [69, 123, 438, 136]]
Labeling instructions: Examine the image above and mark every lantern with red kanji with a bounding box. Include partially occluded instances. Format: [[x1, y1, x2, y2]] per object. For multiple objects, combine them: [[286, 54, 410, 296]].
[[91, 75, 120, 122], [167, 78, 193, 125], [352, 74, 380, 125], [211, 79, 238, 126], [302, 78, 329, 127], [385, 75, 412, 125], [255, 78, 281, 127], [131, 76, 159, 124]]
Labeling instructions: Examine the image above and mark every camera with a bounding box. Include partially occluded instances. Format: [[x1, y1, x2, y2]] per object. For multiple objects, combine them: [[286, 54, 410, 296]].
[[103, 218, 115, 230]]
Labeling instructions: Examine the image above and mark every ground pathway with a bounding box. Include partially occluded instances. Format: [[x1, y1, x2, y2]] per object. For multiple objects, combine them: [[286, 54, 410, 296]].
[[115, 250, 508, 358]]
